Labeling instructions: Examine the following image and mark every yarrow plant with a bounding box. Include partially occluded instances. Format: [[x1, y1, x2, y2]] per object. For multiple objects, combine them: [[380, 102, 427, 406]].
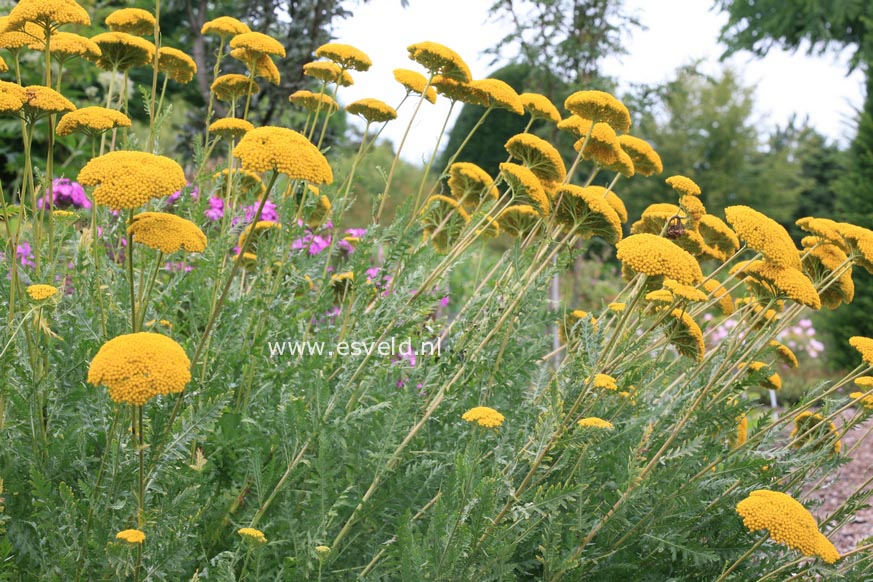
[[1, 2, 873, 581]]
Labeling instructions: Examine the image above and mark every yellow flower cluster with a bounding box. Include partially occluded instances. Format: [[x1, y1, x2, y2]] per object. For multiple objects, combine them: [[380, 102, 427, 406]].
[[158, 47, 197, 84], [461, 406, 504, 428], [105, 8, 155, 36], [230, 48, 280, 84], [238, 220, 281, 249], [663, 279, 707, 302], [665, 175, 701, 196], [790, 411, 841, 453], [679, 195, 705, 225], [849, 391, 873, 410], [288, 89, 338, 113], [407, 41, 471, 82], [238, 527, 267, 543], [212, 74, 259, 102], [724, 206, 801, 270], [601, 148, 635, 178], [497, 204, 540, 238], [834, 223, 873, 275], [447, 162, 498, 210], [739, 361, 782, 390], [769, 340, 799, 368], [645, 289, 674, 304], [6, 0, 90, 29], [0, 81, 26, 112], [315, 42, 372, 71], [431, 75, 486, 105], [504, 133, 566, 183], [554, 184, 622, 244], [557, 310, 597, 345], [419, 195, 470, 253], [304, 61, 353, 87], [229, 32, 285, 57], [471, 78, 523, 114], [22, 85, 76, 116], [801, 239, 853, 309], [234, 127, 333, 184], [499, 162, 549, 216], [393, 68, 436, 103], [617, 135, 663, 176], [734, 414, 748, 446], [519, 92, 561, 124], [850, 336, 873, 366], [608, 302, 625, 312], [615, 233, 703, 285], [698, 214, 740, 261], [28, 31, 100, 62], [87, 332, 191, 405], [91, 32, 155, 71], [702, 279, 734, 315], [201, 16, 250, 37], [346, 98, 397, 123], [741, 260, 821, 310], [796, 217, 848, 253], [128, 212, 207, 254], [736, 489, 839, 564], [78, 151, 186, 209], [26, 284, 58, 301], [592, 373, 617, 391], [208, 117, 253, 140], [115, 529, 146, 544], [663, 309, 705, 362], [568, 120, 621, 166], [577, 417, 614, 430], [564, 90, 631, 132], [601, 188, 628, 223]]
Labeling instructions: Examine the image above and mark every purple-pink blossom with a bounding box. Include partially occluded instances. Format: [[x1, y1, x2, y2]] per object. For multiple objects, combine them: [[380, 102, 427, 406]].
[[38, 178, 91, 210]]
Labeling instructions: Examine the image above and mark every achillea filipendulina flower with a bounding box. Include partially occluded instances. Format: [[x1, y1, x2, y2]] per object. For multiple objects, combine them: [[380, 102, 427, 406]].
[[617, 135, 662, 176], [230, 48, 280, 85], [608, 302, 625, 312], [201, 16, 250, 37], [645, 289, 674, 304], [849, 391, 873, 410], [497, 204, 540, 238], [211, 74, 259, 102], [592, 373, 618, 391], [115, 529, 145, 544], [304, 61, 353, 87], [79, 151, 186, 209], [568, 120, 621, 166], [87, 332, 191, 405], [616, 233, 704, 285], [577, 417, 613, 430], [234, 127, 333, 184], [629, 205, 705, 256], [666, 175, 701, 196], [0, 19, 39, 50], [739, 361, 782, 390], [856, 376, 873, 389], [662, 309, 705, 362], [6, 0, 90, 29], [28, 31, 100, 62], [519, 92, 561, 123], [471, 78, 523, 114], [740, 260, 821, 310], [208, 117, 254, 140], [461, 406, 504, 428], [229, 32, 285, 58], [663, 279, 707, 302], [564, 90, 631, 132], [791, 411, 841, 453], [213, 168, 265, 198], [802, 240, 854, 309], [346, 98, 397, 123], [407, 41, 471, 82], [393, 68, 436, 103], [850, 336, 873, 366], [0, 81, 28, 113], [92, 32, 155, 71], [504, 133, 566, 183], [602, 189, 628, 223], [602, 148, 635, 178], [431, 75, 487, 106], [447, 162, 498, 209], [796, 217, 849, 253], [238, 527, 267, 543], [105, 8, 155, 35], [734, 414, 748, 446], [158, 46, 197, 83], [419, 195, 469, 253], [128, 212, 207, 254], [834, 223, 873, 275], [238, 220, 281, 249], [769, 340, 799, 368], [22, 85, 75, 118], [702, 278, 734, 315], [553, 184, 622, 244], [725, 205, 801, 270], [499, 162, 549, 216], [26, 284, 58, 301], [698, 214, 740, 259], [558, 309, 597, 344], [475, 215, 500, 239], [679, 195, 705, 225], [288, 89, 338, 113], [315, 42, 372, 71], [736, 490, 839, 564]]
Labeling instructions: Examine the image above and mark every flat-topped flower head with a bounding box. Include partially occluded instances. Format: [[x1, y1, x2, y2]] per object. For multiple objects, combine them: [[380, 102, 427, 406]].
[[592, 373, 617, 391], [212, 74, 260, 102], [92, 32, 155, 71], [790, 411, 841, 453], [834, 223, 873, 275], [801, 241, 854, 309], [158, 47, 197, 84], [504, 133, 566, 183], [497, 204, 540, 239], [598, 188, 628, 223], [666, 175, 701, 196], [234, 127, 333, 183], [698, 214, 740, 260], [769, 340, 799, 368], [315, 42, 371, 71], [346, 98, 397, 123], [288, 89, 338, 113], [78, 151, 186, 209], [105, 8, 155, 35], [229, 31, 285, 57], [663, 309, 705, 362], [560, 116, 621, 166], [471, 78, 523, 114], [679, 195, 705, 225], [393, 68, 436, 103], [238, 527, 267, 543], [419, 194, 470, 253], [304, 61, 353, 87], [796, 216, 849, 253], [208, 117, 253, 141], [645, 289, 674, 304], [447, 162, 498, 210], [115, 529, 145, 544], [850, 336, 873, 366], [20, 85, 75, 119], [26, 284, 58, 301], [201, 16, 250, 37], [230, 48, 280, 84], [407, 41, 471, 82], [602, 148, 635, 178], [663, 279, 707, 302], [461, 406, 504, 428], [739, 361, 782, 390], [553, 184, 622, 244], [849, 391, 873, 410], [6, 0, 90, 29], [577, 417, 614, 430], [0, 81, 27, 113], [88, 332, 191, 405], [28, 30, 100, 62], [736, 490, 839, 564], [431, 75, 487, 105], [519, 92, 561, 123], [617, 135, 663, 176], [564, 90, 631, 132], [725, 205, 801, 270], [128, 212, 207, 254], [702, 278, 734, 315], [499, 162, 549, 216], [740, 260, 821, 310], [616, 233, 704, 285]]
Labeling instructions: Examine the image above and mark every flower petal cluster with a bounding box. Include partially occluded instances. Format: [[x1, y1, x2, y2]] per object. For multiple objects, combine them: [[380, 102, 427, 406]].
[[304, 61, 353, 87], [662, 308, 705, 362], [158, 46, 197, 83], [234, 127, 333, 184], [461, 406, 504, 428], [407, 41, 471, 82], [230, 48, 280, 84], [698, 214, 740, 261], [0, 80, 26, 112], [617, 135, 662, 176], [91, 32, 155, 71], [229, 32, 285, 57], [201, 16, 250, 37], [519, 92, 561, 123], [7, 0, 90, 29], [564, 90, 631, 132], [497, 205, 540, 239], [208, 117, 253, 140], [78, 151, 186, 209], [666, 175, 701, 196], [346, 98, 397, 123], [592, 373, 617, 391], [504, 133, 566, 183], [315, 42, 372, 71], [419, 195, 469, 253], [26, 284, 58, 301], [740, 260, 821, 310], [447, 162, 497, 209], [663, 279, 706, 302], [725, 205, 801, 270], [115, 529, 146, 544], [471, 78, 523, 114], [431, 75, 486, 105], [790, 411, 841, 453], [554, 184, 622, 244], [739, 361, 782, 390], [212, 74, 259, 102], [288, 89, 337, 113], [393, 68, 436, 103], [702, 278, 734, 315], [615, 233, 703, 285], [577, 417, 614, 430], [850, 336, 873, 366], [128, 212, 207, 254], [499, 162, 549, 216], [28, 31, 100, 62], [22, 85, 75, 117], [238, 527, 267, 543], [105, 8, 155, 35], [769, 340, 799, 368]]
